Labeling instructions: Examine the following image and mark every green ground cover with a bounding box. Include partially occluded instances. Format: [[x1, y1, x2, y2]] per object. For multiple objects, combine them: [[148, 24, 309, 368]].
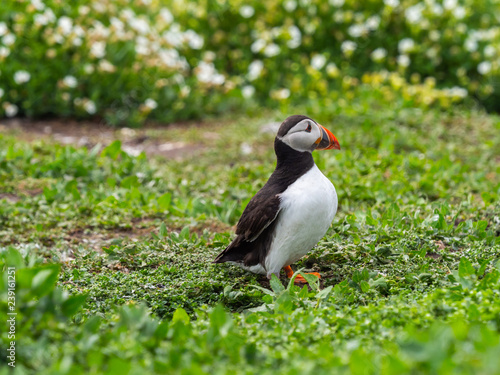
[[1, 0, 500, 125], [1, 104, 499, 373]]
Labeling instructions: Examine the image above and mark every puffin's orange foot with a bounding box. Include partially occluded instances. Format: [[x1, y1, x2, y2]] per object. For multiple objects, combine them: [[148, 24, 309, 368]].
[[283, 266, 321, 285], [293, 272, 321, 285]]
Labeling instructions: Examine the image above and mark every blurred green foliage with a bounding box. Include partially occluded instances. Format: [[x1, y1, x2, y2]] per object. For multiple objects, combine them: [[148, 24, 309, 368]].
[[0, 0, 499, 126]]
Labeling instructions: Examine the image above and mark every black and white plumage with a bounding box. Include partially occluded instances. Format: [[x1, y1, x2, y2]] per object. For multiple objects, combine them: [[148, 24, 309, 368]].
[[214, 115, 340, 280]]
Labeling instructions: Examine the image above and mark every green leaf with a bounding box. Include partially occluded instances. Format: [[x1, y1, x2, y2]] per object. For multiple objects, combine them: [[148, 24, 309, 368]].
[[172, 308, 190, 325], [64, 179, 81, 200], [31, 265, 60, 297], [43, 186, 58, 203], [4, 247, 24, 269], [121, 175, 139, 188], [458, 257, 475, 278], [316, 285, 333, 300], [159, 222, 167, 239], [299, 273, 320, 291], [61, 294, 87, 318], [179, 226, 190, 240], [157, 192, 172, 210], [107, 357, 131, 375], [359, 280, 370, 293], [269, 273, 285, 294], [101, 140, 122, 159]]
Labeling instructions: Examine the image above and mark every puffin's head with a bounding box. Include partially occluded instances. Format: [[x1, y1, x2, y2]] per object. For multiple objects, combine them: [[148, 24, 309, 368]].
[[277, 115, 340, 153]]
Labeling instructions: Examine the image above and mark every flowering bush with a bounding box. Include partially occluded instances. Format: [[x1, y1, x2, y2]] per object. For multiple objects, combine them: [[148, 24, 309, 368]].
[[0, 0, 499, 125]]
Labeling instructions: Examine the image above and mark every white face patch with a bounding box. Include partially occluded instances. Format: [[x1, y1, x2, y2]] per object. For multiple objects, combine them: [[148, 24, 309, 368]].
[[279, 119, 322, 152]]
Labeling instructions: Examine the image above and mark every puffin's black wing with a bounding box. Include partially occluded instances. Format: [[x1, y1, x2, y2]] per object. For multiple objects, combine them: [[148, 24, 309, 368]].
[[235, 192, 281, 241], [213, 189, 282, 266]]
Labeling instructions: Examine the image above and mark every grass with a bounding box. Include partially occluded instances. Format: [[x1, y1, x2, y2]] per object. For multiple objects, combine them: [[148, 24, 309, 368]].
[[0, 104, 499, 373]]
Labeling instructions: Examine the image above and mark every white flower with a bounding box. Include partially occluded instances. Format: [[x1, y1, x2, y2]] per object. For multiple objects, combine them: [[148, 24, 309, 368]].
[[264, 43, 280, 57], [326, 62, 340, 77], [447, 86, 468, 98], [159, 48, 181, 68], [180, 86, 190, 97], [432, 4, 443, 15], [135, 36, 149, 55], [371, 48, 387, 62], [248, 60, 264, 81], [366, 16, 380, 30], [144, 98, 158, 110], [34, 9, 56, 26], [311, 54, 326, 70], [242, 85, 255, 98], [98, 60, 116, 72], [129, 17, 150, 35], [251, 39, 266, 53], [185, 30, 203, 49], [484, 45, 496, 58], [202, 51, 215, 62], [405, 4, 424, 24], [195, 62, 225, 85], [453, 6, 466, 19], [304, 22, 316, 34], [384, 0, 399, 7], [397, 55, 410, 67], [79, 5, 90, 16], [284, 0, 297, 12], [429, 30, 440, 42], [240, 142, 253, 155], [3, 34, 15, 46], [443, 0, 457, 10], [287, 25, 302, 48], [164, 27, 183, 48], [341, 40, 357, 55], [14, 70, 31, 84], [90, 41, 106, 58], [239, 5, 255, 18], [398, 38, 415, 54], [477, 61, 492, 75], [426, 47, 439, 59], [31, 0, 45, 10], [4, 103, 18, 117], [334, 11, 345, 23], [84, 64, 94, 74], [348, 24, 365, 38], [63, 75, 77, 88], [58, 16, 73, 36], [160, 8, 174, 24], [0, 47, 10, 58], [465, 38, 478, 52], [329, 0, 344, 7], [84, 100, 96, 114], [73, 25, 84, 38], [273, 88, 290, 99], [0, 22, 7, 36]]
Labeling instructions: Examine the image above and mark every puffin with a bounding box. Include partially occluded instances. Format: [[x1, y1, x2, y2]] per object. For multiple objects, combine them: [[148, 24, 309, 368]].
[[214, 115, 340, 284]]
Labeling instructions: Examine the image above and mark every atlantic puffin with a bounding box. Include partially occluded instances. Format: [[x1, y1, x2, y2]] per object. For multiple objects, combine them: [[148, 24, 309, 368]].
[[214, 115, 340, 284]]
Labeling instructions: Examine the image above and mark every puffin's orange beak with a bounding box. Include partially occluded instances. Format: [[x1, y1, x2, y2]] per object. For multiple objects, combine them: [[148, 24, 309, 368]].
[[315, 124, 340, 150]]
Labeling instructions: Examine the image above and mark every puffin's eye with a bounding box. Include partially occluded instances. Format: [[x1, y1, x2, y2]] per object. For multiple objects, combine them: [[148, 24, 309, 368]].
[[305, 123, 312, 133]]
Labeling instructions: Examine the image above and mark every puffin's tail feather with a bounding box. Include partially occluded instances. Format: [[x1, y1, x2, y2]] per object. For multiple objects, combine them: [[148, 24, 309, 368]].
[[213, 236, 253, 264]]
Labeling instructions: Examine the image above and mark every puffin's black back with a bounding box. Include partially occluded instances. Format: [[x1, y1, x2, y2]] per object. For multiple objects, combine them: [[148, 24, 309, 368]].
[[214, 115, 315, 267]]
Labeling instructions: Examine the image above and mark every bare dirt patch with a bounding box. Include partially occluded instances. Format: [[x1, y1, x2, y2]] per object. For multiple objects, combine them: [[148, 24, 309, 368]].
[[0, 193, 20, 203], [0, 118, 205, 159]]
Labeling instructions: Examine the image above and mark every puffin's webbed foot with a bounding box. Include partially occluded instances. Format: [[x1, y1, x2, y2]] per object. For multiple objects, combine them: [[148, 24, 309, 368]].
[[283, 265, 321, 285]]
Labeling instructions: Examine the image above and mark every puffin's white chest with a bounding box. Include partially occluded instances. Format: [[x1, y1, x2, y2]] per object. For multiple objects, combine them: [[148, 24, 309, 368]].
[[264, 165, 337, 276]]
